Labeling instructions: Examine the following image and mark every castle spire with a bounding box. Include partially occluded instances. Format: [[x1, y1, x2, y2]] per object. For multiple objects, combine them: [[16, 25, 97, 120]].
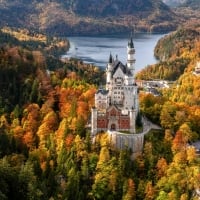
[[127, 35, 135, 76], [109, 53, 113, 64], [128, 36, 134, 48]]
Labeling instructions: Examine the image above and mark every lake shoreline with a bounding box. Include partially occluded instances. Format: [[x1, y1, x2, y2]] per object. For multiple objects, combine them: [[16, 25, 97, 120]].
[[63, 33, 166, 72], [65, 31, 169, 38]]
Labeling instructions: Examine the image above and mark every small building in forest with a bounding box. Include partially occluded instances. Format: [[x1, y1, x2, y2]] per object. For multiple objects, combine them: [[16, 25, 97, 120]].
[[193, 62, 200, 76]]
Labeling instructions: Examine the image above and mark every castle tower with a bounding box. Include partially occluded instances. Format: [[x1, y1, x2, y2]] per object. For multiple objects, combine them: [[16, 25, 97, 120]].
[[129, 108, 136, 134], [106, 53, 113, 90], [91, 107, 97, 136], [127, 37, 136, 76]]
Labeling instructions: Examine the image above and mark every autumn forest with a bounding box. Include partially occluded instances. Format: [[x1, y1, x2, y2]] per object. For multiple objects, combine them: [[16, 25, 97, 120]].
[[0, 7, 200, 200]]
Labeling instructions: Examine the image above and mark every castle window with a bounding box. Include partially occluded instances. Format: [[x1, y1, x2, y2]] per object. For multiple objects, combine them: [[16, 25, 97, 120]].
[[111, 124, 116, 130], [111, 112, 116, 116], [116, 77, 122, 84]]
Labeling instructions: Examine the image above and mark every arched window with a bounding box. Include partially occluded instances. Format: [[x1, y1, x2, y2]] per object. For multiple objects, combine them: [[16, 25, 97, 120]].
[[111, 124, 116, 130]]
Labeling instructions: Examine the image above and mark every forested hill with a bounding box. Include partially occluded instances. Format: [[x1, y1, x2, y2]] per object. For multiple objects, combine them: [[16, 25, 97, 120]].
[[0, 28, 103, 112], [0, 0, 179, 35], [136, 28, 200, 81], [65, 0, 170, 16]]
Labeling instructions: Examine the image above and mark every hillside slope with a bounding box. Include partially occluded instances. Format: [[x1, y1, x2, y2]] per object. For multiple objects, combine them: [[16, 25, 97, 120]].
[[0, 0, 179, 36], [173, 0, 200, 32], [136, 28, 200, 81]]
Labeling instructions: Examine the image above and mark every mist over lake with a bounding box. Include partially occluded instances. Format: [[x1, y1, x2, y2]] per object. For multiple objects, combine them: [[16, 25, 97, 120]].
[[64, 33, 165, 72]]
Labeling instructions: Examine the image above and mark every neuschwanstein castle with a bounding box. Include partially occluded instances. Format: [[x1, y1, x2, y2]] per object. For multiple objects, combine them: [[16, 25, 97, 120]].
[[91, 37, 139, 136]]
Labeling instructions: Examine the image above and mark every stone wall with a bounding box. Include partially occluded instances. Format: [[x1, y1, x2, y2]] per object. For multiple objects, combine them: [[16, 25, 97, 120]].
[[107, 131, 144, 153]]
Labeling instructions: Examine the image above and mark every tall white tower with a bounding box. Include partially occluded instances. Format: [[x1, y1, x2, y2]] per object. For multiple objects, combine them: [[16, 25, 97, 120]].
[[127, 37, 136, 76], [106, 53, 113, 90], [91, 107, 97, 136]]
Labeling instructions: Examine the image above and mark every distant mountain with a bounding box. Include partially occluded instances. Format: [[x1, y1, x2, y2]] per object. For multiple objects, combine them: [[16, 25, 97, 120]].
[[181, 0, 200, 9], [0, 0, 179, 36], [162, 0, 187, 7], [163, 0, 200, 9], [65, 0, 169, 17], [173, 0, 200, 32]]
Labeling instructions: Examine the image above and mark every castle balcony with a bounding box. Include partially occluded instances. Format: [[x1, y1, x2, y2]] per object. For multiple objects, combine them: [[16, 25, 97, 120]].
[[97, 111, 106, 117], [127, 59, 136, 63], [128, 49, 135, 54]]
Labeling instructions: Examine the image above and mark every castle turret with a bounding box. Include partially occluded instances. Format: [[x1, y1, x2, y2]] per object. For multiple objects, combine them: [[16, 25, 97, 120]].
[[127, 37, 136, 76], [106, 53, 113, 90], [91, 107, 98, 136], [129, 108, 136, 134]]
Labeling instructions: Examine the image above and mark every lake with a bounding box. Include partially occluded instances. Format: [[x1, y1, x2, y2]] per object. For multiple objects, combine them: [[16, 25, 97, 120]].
[[63, 33, 165, 72]]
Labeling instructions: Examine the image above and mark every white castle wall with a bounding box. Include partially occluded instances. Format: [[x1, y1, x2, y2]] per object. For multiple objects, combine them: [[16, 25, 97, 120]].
[[107, 131, 144, 153]]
